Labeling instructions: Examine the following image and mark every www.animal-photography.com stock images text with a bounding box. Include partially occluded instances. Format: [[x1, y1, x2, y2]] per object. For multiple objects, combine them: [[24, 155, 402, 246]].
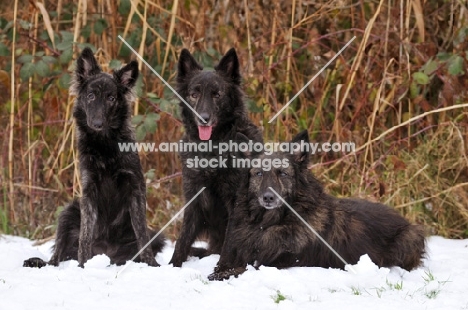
[[1, 1, 467, 309]]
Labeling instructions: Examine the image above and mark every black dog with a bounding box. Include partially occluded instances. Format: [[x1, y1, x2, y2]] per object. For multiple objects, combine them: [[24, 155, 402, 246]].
[[209, 130, 425, 280], [24, 48, 164, 268], [169, 48, 262, 267]]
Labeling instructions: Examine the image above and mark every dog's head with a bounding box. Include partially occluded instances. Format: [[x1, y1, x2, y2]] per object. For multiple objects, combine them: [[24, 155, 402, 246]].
[[248, 130, 311, 210], [71, 48, 138, 133], [176, 48, 243, 141]]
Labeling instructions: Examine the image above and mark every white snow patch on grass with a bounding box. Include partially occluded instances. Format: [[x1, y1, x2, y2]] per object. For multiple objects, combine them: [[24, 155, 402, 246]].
[[1, 235, 467, 310]]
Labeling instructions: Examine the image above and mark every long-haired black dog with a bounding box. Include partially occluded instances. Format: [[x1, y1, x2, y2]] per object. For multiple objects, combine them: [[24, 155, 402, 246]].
[[209, 130, 425, 280], [169, 48, 262, 267], [24, 48, 164, 268]]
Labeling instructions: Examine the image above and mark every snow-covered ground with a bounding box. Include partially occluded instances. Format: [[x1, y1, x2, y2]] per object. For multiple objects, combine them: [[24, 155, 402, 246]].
[[0, 235, 467, 310]]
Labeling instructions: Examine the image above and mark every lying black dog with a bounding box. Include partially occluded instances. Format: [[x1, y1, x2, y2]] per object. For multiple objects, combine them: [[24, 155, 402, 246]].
[[209, 130, 426, 280]]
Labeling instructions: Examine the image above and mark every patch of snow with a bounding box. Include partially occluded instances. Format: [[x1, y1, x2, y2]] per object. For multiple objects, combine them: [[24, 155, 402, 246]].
[[0, 235, 467, 310]]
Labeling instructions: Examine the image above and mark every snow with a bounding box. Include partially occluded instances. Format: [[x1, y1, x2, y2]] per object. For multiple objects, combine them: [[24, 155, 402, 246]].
[[1, 235, 467, 310]]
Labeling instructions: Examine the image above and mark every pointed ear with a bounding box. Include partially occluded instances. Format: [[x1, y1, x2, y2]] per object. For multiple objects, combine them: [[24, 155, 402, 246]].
[[215, 48, 241, 85], [235, 132, 252, 158], [177, 49, 202, 82], [114, 60, 139, 89], [75, 48, 101, 85], [290, 130, 310, 164]]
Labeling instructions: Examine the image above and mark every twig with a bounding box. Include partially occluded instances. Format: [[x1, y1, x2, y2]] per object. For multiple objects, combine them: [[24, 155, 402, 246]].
[[324, 103, 468, 174], [8, 0, 19, 224], [19, 32, 61, 56], [142, 97, 183, 125], [395, 182, 468, 209], [161, 0, 178, 77], [155, 172, 182, 183]]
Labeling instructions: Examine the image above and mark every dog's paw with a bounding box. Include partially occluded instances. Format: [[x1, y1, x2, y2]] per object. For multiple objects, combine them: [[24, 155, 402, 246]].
[[169, 258, 183, 268], [23, 257, 47, 268], [146, 258, 160, 267], [208, 267, 246, 281]]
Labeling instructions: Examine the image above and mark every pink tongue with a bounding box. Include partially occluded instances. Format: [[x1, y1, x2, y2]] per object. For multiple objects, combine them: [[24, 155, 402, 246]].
[[198, 126, 213, 140]]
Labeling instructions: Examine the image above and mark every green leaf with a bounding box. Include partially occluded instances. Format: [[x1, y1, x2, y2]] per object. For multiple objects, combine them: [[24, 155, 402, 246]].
[[131, 114, 144, 125], [412, 72, 430, 85], [119, 0, 131, 15], [17, 54, 33, 63], [136, 124, 146, 141], [145, 169, 155, 180], [19, 20, 32, 30], [454, 26, 468, 47], [59, 48, 73, 65], [59, 31, 74, 44], [58, 73, 71, 89], [109, 59, 122, 70], [94, 18, 107, 35], [4, 20, 14, 31], [81, 24, 91, 39], [144, 113, 160, 134], [0, 42, 10, 56], [118, 30, 141, 57], [20, 62, 35, 81], [409, 82, 419, 98], [56, 41, 72, 51], [134, 75, 143, 97], [159, 98, 173, 113], [448, 56, 464, 76], [436, 52, 451, 61], [42, 55, 57, 64], [35, 60, 50, 77], [422, 58, 438, 76], [0, 17, 7, 29]]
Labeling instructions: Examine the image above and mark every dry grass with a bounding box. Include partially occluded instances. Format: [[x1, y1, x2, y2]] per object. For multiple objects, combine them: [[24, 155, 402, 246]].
[[0, 0, 467, 239]]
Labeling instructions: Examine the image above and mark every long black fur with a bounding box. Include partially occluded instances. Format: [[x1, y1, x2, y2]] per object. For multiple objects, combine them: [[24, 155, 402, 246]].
[[23, 48, 164, 268], [209, 130, 426, 280], [169, 48, 262, 267]]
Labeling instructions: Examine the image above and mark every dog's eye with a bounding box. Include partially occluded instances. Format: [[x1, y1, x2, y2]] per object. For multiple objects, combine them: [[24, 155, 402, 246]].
[[279, 171, 288, 177], [255, 171, 263, 177], [212, 92, 220, 98], [190, 93, 199, 99], [108, 96, 115, 103], [87, 93, 95, 100]]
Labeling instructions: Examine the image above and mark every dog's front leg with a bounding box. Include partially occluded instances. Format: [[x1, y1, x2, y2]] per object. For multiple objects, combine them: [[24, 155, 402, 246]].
[[130, 191, 159, 267], [78, 197, 96, 267], [208, 218, 245, 281]]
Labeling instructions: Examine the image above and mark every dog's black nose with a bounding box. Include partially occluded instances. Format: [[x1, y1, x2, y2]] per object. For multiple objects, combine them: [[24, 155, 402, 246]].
[[92, 119, 103, 129], [199, 112, 210, 123], [263, 191, 275, 203]]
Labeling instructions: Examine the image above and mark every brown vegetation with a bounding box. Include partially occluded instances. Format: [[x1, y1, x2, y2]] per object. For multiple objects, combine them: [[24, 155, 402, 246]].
[[0, 0, 467, 239]]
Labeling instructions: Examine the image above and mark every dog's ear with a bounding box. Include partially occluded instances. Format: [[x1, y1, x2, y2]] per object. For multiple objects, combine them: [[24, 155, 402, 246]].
[[114, 60, 139, 89], [235, 132, 252, 158], [177, 49, 202, 82], [215, 48, 241, 85], [290, 130, 310, 164], [75, 48, 102, 85]]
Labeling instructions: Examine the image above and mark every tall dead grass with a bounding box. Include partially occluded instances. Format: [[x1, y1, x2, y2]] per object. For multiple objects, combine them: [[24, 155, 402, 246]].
[[0, 0, 466, 239]]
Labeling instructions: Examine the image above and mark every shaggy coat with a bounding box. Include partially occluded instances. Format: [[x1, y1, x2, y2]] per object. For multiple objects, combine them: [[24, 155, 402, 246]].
[[24, 48, 164, 268], [209, 130, 425, 280], [169, 48, 262, 267]]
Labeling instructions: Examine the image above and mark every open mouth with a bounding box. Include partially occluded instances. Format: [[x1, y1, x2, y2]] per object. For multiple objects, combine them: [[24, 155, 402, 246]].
[[198, 125, 213, 140], [263, 204, 279, 210]]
